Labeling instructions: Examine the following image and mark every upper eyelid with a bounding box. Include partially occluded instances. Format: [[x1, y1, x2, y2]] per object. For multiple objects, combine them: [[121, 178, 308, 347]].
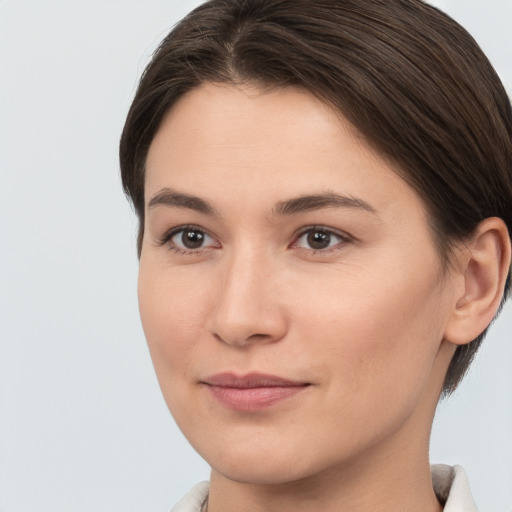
[[293, 225, 354, 241], [158, 226, 221, 256], [157, 224, 216, 246]]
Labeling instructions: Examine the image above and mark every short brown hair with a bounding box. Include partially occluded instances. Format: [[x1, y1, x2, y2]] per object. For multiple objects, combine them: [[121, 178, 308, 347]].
[[120, 0, 512, 394]]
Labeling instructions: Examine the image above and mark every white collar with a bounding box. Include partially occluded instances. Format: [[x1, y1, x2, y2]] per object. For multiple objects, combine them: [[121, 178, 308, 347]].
[[171, 481, 209, 512], [171, 465, 477, 512], [432, 464, 478, 511]]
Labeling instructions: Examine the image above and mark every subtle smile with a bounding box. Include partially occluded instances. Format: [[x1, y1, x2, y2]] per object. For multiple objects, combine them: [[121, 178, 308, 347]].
[[201, 372, 311, 411]]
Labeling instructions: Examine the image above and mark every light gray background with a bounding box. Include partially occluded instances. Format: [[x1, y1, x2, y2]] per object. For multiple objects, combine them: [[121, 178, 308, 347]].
[[0, 1, 511, 511]]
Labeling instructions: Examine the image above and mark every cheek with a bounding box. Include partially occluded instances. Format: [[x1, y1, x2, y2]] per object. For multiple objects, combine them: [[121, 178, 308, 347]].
[[137, 261, 209, 394], [291, 258, 446, 401]]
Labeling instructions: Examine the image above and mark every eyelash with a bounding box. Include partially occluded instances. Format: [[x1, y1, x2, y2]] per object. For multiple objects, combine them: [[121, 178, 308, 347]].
[[291, 225, 353, 254], [157, 225, 220, 255], [157, 225, 353, 255]]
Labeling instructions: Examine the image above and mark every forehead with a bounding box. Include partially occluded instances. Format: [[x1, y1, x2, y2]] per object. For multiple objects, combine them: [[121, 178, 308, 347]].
[[145, 83, 424, 221]]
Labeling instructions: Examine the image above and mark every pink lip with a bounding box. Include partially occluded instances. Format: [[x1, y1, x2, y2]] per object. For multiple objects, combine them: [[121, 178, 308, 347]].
[[201, 372, 310, 411]]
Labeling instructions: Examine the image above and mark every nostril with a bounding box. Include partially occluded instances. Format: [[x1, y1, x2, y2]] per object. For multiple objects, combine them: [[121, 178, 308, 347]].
[[212, 331, 277, 347]]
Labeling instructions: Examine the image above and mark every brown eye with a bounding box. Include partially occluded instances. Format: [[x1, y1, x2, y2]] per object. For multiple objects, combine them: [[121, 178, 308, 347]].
[[180, 229, 206, 249], [293, 227, 349, 252], [168, 227, 219, 252], [306, 231, 332, 250]]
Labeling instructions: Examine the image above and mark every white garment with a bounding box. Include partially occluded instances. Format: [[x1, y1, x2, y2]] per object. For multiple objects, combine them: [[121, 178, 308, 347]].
[[170, 464, 477, 512], [432, 465, 478, 512]]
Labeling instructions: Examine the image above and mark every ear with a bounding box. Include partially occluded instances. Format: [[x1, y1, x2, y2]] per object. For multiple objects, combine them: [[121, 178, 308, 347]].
[[444, 217, 511, 346]]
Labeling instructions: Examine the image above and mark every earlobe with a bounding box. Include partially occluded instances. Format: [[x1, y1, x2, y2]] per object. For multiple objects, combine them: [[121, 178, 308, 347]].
[[444, 217, 511, 346]]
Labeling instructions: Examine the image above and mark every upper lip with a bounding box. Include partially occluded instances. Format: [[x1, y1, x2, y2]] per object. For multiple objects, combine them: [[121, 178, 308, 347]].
[[202, 372, 308, 388]]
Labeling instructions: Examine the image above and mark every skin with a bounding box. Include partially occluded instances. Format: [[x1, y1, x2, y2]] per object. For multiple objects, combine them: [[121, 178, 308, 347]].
[[138, 83, 504, 512]]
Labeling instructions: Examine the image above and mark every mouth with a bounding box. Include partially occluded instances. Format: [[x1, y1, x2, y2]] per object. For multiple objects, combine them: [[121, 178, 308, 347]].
[[201, 372, 311, 411]]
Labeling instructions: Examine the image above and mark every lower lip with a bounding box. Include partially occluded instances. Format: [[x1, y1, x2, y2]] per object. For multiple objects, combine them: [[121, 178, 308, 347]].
[[205, 385, 308, 411]]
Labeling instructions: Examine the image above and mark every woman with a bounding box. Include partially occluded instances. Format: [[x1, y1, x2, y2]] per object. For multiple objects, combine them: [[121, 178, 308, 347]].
[[119, 1, 512, 510]]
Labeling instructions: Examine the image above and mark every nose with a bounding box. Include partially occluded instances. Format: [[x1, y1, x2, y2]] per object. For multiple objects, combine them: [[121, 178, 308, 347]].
[[206, 249, 288, 347]]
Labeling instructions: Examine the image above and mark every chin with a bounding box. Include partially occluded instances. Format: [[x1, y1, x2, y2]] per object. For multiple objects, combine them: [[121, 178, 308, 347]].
[[212, 457, 312, 486], [197, 431, 346, 487]]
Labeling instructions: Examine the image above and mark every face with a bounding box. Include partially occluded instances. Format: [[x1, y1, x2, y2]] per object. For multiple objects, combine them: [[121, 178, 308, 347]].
[[139, 83, 458, 485]]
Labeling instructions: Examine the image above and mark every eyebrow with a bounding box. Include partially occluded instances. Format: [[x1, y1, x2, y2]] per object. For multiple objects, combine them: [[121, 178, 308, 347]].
[[148, 188, 218, 216], [274, 192, 377, 216], [147, 188, 377, 217]]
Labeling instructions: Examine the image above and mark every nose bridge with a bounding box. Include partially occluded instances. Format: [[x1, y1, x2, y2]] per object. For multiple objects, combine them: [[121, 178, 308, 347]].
[[209, 242, 286, 346]]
